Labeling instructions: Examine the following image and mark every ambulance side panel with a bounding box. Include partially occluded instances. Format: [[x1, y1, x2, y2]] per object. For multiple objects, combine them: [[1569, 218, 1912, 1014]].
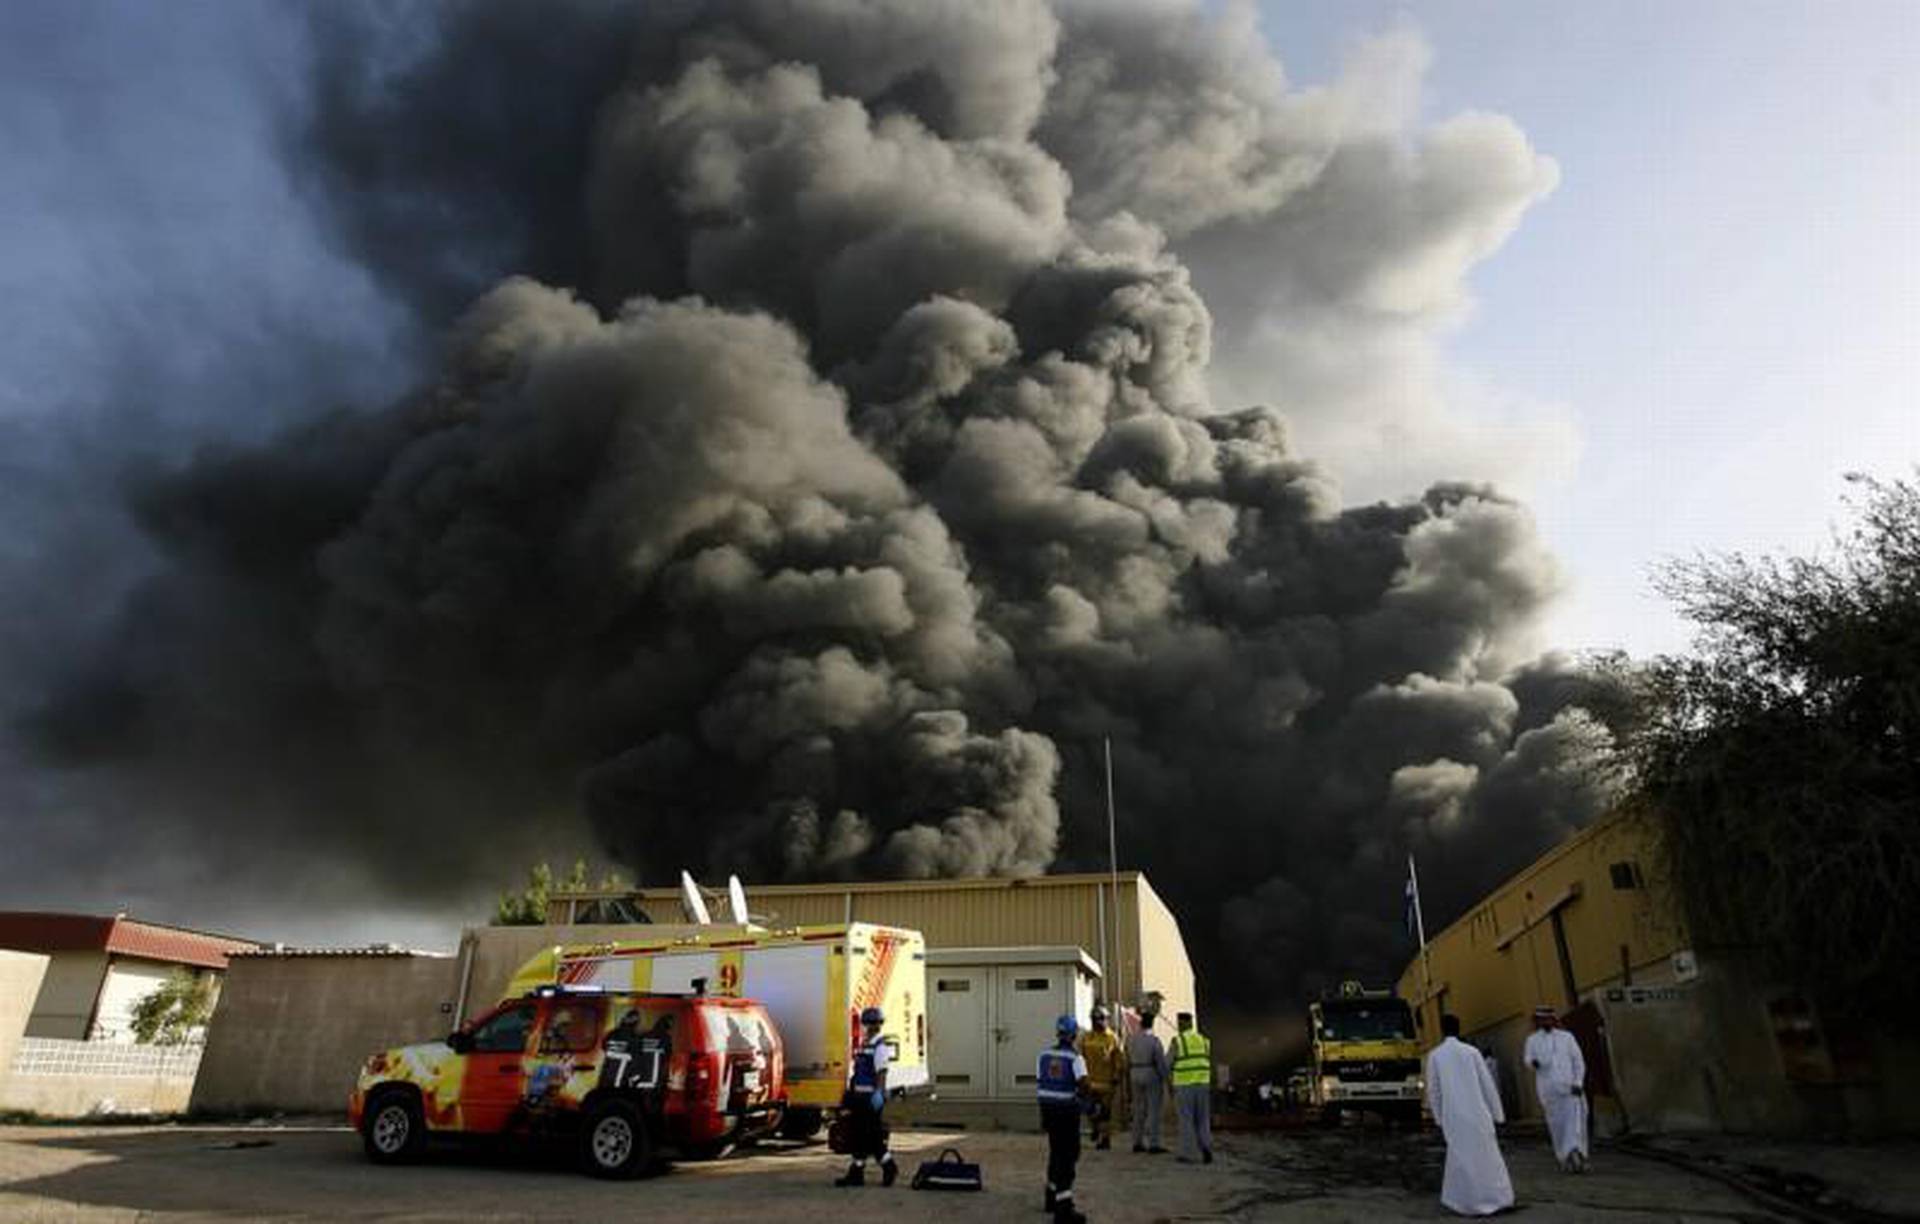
[[846, 923, 928, 1094]]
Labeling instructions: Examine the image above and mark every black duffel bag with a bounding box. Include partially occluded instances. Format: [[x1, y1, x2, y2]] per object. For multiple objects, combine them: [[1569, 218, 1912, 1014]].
[[911, 1146, 984, 1192]]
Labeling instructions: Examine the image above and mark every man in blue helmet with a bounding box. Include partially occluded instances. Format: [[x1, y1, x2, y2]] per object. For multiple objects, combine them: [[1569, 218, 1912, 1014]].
[[834, 1006, 899, 1188], [1038, 1013, 1091, 1222]]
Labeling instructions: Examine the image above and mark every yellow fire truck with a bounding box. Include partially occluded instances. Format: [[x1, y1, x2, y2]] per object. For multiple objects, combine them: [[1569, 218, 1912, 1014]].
[[1307, 981, 1424, 1125]]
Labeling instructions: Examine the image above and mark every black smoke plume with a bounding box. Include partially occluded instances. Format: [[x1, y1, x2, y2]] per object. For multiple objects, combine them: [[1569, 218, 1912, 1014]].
[[12, 0, 1622, 1013]]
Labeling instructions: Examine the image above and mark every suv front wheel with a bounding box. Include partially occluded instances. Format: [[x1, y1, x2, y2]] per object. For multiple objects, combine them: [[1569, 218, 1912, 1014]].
[[580, 1098, 653, 1179], [362, 1089, 426, 1164]]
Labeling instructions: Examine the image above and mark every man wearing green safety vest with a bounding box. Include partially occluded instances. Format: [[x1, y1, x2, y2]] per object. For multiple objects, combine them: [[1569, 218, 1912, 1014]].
[[1170, 1012, 1214, 1164]]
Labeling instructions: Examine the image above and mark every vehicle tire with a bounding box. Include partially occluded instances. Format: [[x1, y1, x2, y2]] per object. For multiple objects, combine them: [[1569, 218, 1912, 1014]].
[[778, 1106, 825, 1141], [362, 1089, 427, 1165], [580, 1098, 653, 1179]]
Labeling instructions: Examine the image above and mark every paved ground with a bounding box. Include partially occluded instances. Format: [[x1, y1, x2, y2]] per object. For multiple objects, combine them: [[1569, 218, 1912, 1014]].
[[0, 1119, 1907, 1222]]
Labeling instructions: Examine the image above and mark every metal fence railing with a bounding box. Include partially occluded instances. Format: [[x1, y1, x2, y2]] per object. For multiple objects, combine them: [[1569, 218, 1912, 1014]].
[[10, 1036, 203, 1080]]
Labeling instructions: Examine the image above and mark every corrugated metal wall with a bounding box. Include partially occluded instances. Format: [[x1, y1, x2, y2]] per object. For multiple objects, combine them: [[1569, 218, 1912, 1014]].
[[1132, 876, 1197, 1029]]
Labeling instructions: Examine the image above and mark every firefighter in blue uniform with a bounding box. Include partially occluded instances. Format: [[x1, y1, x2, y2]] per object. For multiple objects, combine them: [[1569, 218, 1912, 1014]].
[[1039, 1014, 1091, 1222], [834, 1006, 899, 1187]]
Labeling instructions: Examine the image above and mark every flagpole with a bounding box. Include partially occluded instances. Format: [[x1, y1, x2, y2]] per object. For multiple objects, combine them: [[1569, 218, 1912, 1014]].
[[1408, 853, 1435, 1024], [1104, 736, 1123, 1011]]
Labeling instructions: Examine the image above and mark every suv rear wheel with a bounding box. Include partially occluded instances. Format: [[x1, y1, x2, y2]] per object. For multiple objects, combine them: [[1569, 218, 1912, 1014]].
[[580, 1098, 653, 1179], [362, 1089, 426, 1164]]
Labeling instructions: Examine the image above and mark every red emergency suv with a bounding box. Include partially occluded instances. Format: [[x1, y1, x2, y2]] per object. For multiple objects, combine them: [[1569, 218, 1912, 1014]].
[[350, 987, 786, 1177]]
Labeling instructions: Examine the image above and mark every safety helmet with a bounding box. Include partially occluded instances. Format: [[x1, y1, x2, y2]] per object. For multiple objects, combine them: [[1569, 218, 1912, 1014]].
[[860, 1006, 884, 1026], [1056, 1013, 1079, 1037], [1091, 1004, 1109, 1021]]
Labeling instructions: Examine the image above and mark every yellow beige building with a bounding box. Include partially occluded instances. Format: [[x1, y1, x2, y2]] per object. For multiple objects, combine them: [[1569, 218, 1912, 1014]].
[[1399, 812, 1920, 1135], [545, 871, 1196, 1028]]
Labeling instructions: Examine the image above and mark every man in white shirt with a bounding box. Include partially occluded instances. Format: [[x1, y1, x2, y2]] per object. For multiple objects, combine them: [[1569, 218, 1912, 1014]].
[[834, 1007, 898, 1187], [1523, 1004, 1589, 1173], [1426, 1013, 1515, 1217]]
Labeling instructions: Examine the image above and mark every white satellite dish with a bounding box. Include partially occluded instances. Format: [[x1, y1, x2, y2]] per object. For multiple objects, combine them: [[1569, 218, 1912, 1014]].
[[727, 874, 750, 924], [679, 870, 713, 925]]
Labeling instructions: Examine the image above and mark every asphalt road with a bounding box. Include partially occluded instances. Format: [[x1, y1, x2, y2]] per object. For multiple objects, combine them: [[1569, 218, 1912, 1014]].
[[0, 1119, 1876, 1222]]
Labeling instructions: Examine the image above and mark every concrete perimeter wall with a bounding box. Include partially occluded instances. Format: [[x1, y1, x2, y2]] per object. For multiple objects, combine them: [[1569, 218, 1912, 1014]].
[[191, 953, 454, 1115], [4, 1038, 200, 1116]]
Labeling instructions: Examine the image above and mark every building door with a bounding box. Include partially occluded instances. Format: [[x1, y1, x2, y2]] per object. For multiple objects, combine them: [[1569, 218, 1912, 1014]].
[[457, 1000, 539, 1133], [995, 966, 1064, 1098], [928, 967, 990, 1098]]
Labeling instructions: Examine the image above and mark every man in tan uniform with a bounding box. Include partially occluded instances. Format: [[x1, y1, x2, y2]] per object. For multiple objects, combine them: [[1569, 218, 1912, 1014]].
[[1078, 1004, 1127, 1149]]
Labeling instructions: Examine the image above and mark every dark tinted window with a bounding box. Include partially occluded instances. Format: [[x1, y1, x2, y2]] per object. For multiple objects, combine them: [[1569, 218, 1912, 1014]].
[[470, 1003, 537, 1054], [605, 1004, 675, 1047], [1609, 861, 1640, 890], [1318, 1001, 1415, 1041]]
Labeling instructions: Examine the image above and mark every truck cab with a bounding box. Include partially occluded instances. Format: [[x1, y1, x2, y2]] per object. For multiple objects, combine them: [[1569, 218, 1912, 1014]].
[[350, 987, 785, 1177], [1307, 981, 1424, 1125]]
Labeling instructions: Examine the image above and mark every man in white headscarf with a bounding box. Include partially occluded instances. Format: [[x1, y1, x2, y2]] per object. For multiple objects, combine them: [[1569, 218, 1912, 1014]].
[[1426, 1013, 1515, 1216], [1523, 1004, 1589, 1172]]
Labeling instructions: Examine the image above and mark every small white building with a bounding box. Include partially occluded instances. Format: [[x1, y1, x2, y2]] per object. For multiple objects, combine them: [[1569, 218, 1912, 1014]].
[[0, 912, 258, 1043], [925, 946, 1101, 1101]]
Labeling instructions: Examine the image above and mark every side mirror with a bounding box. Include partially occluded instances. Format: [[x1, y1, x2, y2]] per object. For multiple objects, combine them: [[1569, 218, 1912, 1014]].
[[447, 1031, 474, 1054]]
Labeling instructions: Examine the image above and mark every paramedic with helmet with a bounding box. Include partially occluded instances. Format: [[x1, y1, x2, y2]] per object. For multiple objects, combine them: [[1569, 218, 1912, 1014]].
[[1039, 1014, 1091, 1223], [834, 1006, 900, 1188]]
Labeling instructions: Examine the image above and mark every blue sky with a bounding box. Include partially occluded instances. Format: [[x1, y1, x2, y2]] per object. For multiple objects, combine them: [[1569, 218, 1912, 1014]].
[[1262, 0, 1920, 655], [3, 1, 1915, 667]]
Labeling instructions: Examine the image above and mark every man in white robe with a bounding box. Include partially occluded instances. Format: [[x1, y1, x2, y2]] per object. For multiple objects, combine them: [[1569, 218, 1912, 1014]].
[[1427, 1014, 1514, 1216], [1523, 1005, 1589, 1172]]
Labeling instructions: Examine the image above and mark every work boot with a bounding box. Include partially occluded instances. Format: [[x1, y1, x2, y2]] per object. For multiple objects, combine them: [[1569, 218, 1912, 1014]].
[[834, 1164, 865, 1187], [1131, 1142, 1145, 1153], [1096, 1136, 1110, 1151], [1043, 1188, 1057, 1213], [1054, 1202, 1088, 1224], [1148, 1145, 1166, 1154], [881, 1156, 899, 1187], [1202, 1148, 1213, 1165]]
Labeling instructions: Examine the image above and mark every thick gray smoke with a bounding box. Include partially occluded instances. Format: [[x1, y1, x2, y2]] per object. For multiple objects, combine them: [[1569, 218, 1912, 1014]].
[[12, 0, 1624, 1008]]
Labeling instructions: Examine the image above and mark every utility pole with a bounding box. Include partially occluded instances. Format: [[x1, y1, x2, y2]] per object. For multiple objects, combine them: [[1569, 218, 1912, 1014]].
[[1104, 736, 1123, 1010], [1408, 853, 1435, 1026]]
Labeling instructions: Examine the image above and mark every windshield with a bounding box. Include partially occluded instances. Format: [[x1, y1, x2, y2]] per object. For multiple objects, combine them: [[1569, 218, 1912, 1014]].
[[1318, 1001, 1415, 1042]]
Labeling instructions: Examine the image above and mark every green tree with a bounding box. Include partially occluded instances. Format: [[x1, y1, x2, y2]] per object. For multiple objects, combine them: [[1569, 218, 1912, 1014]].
[[128, 968, 216, 1045], [492, 859, 631, 925], [1622, 474, 1920, 1014]]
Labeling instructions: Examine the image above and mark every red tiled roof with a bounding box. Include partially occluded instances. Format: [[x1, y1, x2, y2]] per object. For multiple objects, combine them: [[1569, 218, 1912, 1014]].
[[0, 912, 260, 970]]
